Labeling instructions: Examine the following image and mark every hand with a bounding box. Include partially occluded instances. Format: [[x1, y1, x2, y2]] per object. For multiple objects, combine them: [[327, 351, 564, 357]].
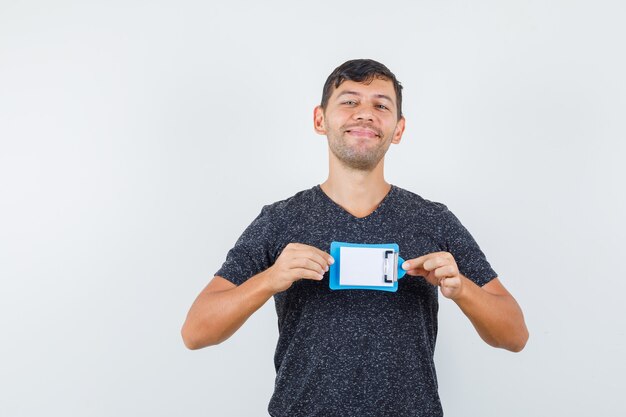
[[264, 243, 334, 294], [402, 252, 464, 299]]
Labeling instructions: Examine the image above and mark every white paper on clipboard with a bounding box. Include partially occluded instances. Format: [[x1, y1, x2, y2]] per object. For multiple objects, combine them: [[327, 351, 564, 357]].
[[339, 246, 395, 287]]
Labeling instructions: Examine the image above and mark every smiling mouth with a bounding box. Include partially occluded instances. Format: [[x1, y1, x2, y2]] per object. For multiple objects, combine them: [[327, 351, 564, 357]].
[[344, 127, 380, 138]]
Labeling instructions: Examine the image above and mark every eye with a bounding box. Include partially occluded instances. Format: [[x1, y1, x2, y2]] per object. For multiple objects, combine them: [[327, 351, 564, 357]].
[[342, 100, 357, 105], [376, 104, 389, 110]]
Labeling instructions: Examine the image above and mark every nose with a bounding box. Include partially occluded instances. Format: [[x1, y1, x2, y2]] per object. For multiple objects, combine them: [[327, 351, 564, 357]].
[[353, 106, 374, 122]]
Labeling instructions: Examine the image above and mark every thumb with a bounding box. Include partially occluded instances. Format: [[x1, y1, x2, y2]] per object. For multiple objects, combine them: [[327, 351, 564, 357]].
[[402, 259, 429, 277]]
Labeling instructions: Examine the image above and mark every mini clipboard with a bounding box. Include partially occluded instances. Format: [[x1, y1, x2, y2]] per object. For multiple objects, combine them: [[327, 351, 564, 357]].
[[329, 241, 407, 292]]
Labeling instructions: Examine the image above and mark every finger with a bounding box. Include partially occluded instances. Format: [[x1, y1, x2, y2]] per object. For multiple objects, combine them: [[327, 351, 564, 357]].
[[423, 274, 440, 287], [402, 254, 428, 271], [404, 267, 429, 278], [433, 265, 457, 280], [423, 256, 452, 272], [288, 257, 327, 275], [294, 244, 335, 266], [440, 276, 462, 298], [441, 276, 460, 288], [291, 268, 324, 281], [307, 250, 334, 270], [402, 252, 448, 271], [311, 247, 335, 266]]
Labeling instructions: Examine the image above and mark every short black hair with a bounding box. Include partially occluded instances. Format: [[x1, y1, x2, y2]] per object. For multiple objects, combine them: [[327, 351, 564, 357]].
[[320, 59, 403, 119]]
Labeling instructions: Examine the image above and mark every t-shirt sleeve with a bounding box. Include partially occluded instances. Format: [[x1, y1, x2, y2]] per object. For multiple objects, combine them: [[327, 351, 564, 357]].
[[439, 206, 497, 287], [214, 205, 279, 286]]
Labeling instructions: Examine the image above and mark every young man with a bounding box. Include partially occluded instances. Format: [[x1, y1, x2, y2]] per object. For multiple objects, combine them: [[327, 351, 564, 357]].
[[182, 59, 529, 417]]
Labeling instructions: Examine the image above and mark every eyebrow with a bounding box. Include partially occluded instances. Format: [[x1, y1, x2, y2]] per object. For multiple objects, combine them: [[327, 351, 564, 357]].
[[336, 90, 394, 103]]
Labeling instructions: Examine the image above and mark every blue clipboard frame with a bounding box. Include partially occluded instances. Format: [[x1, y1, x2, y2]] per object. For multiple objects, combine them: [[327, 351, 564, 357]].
[[329, 241, 407, 292]]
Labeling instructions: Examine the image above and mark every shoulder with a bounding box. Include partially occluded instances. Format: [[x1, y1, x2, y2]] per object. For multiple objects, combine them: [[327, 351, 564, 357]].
[[391, 185, 450, 218], [390, 185, 465, 238], [391, 186, 473, 243], [258, 186, 320, 220]]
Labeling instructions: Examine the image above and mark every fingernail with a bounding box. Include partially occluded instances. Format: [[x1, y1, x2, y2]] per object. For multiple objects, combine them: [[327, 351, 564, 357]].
[[325, 266, 329, 272], [329, 257, 335, 265], [402, 262, 410, 270]]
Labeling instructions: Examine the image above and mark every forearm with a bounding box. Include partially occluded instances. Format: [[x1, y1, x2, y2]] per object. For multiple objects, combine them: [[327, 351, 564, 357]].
[[453, 276, 529, 352], [182, 270, 275, 349]]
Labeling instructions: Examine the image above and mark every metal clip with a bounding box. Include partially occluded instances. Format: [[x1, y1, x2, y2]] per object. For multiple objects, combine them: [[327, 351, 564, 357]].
[[383, 250, 397, 283]]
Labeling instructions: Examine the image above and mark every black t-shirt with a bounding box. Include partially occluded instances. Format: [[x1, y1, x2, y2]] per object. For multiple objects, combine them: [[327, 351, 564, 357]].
[[216, 185, 497, 417]]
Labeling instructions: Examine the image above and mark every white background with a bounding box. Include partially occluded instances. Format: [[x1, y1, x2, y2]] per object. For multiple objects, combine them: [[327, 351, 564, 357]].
[[1, 1, 625, 416]]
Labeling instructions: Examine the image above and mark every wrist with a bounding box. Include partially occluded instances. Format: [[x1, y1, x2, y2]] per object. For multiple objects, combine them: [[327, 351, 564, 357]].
[[251, 267, 278, 299], [256, 267, 279, 296]]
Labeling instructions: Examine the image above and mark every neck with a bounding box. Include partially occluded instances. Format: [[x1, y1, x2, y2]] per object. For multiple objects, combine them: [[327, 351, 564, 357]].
[[320, 152, 391, 218]]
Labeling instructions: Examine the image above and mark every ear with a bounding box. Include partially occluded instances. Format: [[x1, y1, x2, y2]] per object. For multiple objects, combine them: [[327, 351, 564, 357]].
[[313, 106, 326, 135], [391, 116, 406, 144]]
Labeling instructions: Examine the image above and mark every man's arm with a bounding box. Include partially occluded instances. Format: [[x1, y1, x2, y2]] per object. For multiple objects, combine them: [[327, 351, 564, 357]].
[[403, 252, 529, 352], [181, 243, 334, 350], [450, 276, 528, 352], [181, 273, 272, 349]]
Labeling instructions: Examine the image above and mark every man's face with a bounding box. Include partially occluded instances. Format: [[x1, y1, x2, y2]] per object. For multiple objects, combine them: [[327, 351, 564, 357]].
[[314, 78, 405, 171]]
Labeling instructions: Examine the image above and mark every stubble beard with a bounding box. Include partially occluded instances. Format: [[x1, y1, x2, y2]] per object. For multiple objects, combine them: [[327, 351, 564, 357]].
[[327, 131, 392, 172]]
